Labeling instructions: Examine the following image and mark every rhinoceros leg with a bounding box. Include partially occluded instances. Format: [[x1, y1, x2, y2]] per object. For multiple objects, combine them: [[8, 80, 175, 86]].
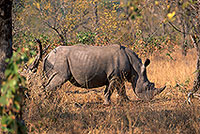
[[115, 81, 129, 101], [103, 85, 108, 96], [104, 79, 129, 105], [104, 80, 116, 105], [45, 72, 68, 90]]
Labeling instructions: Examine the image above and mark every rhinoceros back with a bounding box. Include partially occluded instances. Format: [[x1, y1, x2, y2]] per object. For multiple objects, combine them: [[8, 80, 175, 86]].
[[68, 45, 117, 87]]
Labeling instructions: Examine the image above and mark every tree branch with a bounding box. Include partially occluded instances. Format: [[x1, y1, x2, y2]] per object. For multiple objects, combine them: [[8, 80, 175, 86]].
[[168, 21, 191, 35], [44, 21, 66, 45]]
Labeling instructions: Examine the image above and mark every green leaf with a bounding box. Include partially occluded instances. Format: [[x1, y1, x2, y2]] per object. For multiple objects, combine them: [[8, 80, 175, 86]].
[[5, 58, 10, 63], [166, 53, 174, 60], [1, 115, 15, 132], [29, 41, 33, 46], [9, 79, 17, 87], [13, 101, 20, 112], [131, 15, 135, 20], [13, 64, 19, 74], [1, 83, 8, 93], [0, 96, 8, 105], [6, 90, 14, 98], [5, 69, 11, 77]]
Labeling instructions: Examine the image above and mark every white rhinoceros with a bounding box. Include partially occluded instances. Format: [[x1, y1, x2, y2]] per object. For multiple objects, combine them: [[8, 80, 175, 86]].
[[42, 44, 166, 104]]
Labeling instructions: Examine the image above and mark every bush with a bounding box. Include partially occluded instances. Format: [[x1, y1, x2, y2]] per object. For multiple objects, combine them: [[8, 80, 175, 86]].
[[77, 32, 96, 45], [0, 48, 27, 133]]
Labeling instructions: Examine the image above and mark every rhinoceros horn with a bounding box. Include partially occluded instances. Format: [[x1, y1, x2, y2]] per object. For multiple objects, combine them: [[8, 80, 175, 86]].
[[137, 85, 166, 101]]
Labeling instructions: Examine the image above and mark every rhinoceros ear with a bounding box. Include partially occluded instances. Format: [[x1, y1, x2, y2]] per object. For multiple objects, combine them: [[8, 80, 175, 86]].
[[144, 59, 150, 67]]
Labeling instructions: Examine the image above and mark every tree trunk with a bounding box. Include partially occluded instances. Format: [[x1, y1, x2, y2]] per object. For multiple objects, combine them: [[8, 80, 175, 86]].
[[181, 20, 187, 56], [193, 55, 200, 93], [94, 1, 99, 30], [192, 0, 200, 93], [191, 35, 200, 94], [0, 0, 13, 84]]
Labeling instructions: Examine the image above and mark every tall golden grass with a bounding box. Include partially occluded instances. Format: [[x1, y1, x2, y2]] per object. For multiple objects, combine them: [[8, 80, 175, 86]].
[[147, 47, 197, 88], [23, 46, 200, 134]]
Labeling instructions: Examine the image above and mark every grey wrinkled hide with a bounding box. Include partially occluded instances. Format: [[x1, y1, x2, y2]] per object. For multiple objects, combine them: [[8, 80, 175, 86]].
[[43, 44, 166, 104]]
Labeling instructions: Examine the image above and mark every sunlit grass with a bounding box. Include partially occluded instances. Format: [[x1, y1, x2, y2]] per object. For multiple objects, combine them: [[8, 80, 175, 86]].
[[147, 47, 196, 88]]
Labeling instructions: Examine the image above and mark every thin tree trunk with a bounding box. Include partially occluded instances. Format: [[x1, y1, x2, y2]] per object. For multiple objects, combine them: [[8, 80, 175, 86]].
[[0, 0, 13, 84], [162, 23, 166, 36], [193, 56, 200, 93], [191, 35, 200, 93], [181, 20, 187, 56], [94, 1, 99, 30], [92, 1, 99, 44], [192, 0, 200, 94]]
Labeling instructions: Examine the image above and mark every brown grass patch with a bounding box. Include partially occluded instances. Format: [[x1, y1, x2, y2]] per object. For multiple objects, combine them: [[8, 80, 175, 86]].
[[23, 47, 200, 134], [147, 47, 197, 87]]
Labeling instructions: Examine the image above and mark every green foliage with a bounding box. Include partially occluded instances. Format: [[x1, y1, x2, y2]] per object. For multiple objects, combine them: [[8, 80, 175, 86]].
[[13, 0, 127, 46], [0, 49, 27, 133], [77, 31, 96, 45], [133, 30, 174, 56], [13, 0, 198, 58], [13, 32, 55, 67]]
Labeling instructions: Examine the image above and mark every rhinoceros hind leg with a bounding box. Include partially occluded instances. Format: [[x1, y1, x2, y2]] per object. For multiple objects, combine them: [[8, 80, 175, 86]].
[[45, 72, 68, 90]]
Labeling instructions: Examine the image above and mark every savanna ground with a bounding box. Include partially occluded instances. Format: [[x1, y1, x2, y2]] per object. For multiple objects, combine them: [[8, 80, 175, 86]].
[[23, 46, 200, 134]]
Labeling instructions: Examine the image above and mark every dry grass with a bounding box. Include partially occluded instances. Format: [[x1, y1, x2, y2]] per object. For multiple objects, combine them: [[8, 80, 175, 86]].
[[147, 47, 197, 87], [22, 47, 200, 134]]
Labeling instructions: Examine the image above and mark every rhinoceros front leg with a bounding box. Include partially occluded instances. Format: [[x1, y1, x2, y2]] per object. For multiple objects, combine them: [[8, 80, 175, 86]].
[[104, 79, 129, 105], [104, 80, 116, 105], [116, 82, 129, 102]]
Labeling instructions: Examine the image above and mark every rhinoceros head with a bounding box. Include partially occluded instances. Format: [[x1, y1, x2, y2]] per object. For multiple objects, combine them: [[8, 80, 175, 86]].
[[134, 59, 166, 100]]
